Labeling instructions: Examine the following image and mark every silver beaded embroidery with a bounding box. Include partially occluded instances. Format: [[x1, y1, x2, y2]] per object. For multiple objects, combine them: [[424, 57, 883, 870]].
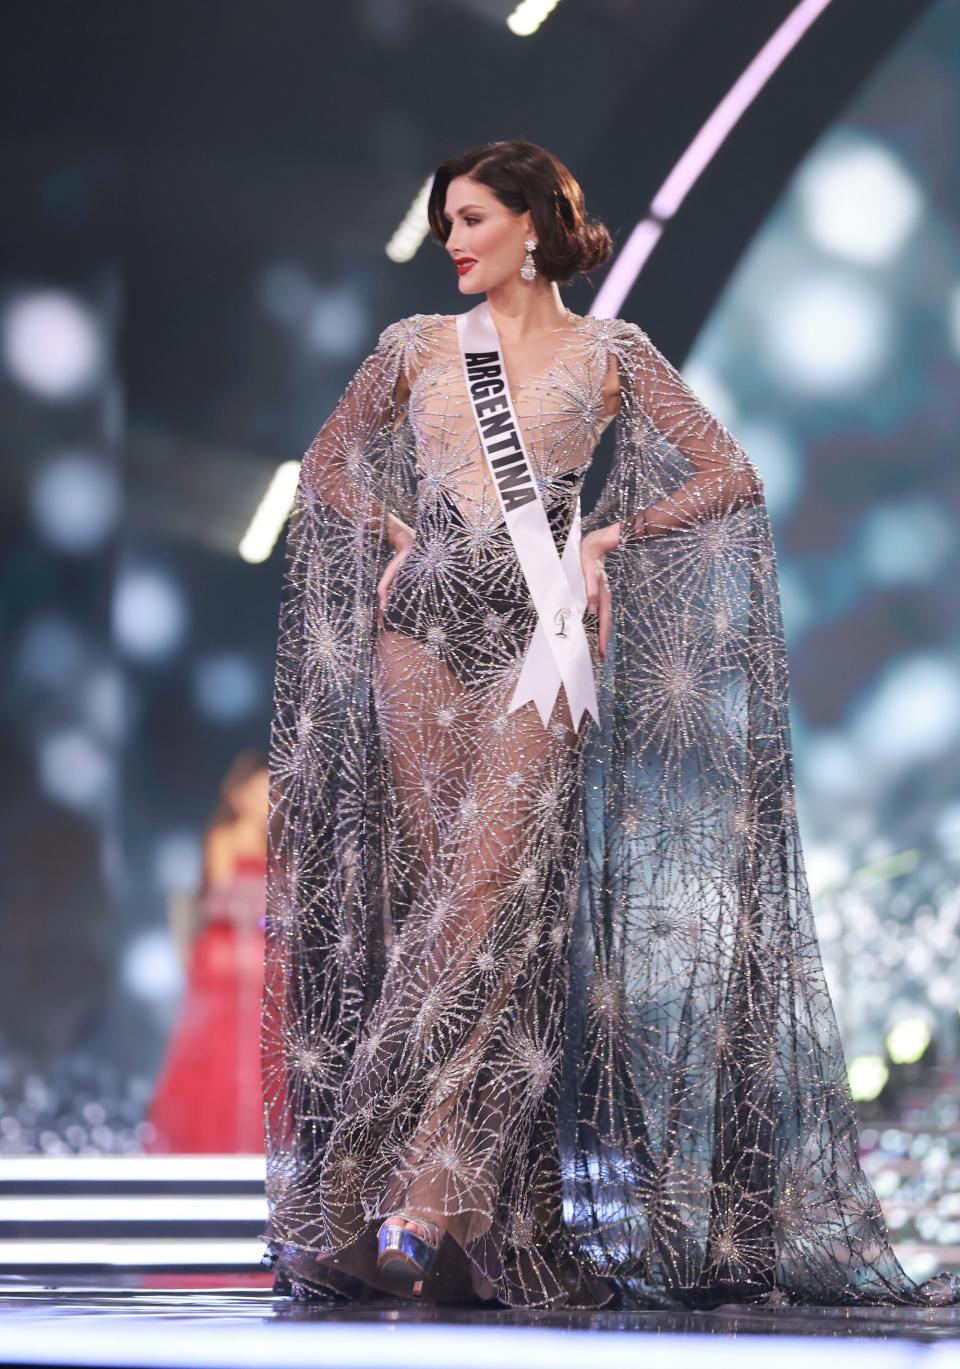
[[262, 311, 960, 1312]]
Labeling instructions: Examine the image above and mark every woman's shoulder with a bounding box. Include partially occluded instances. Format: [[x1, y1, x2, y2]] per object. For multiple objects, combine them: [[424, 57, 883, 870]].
[[376, 312, 451, 350], [579, 314, 648, 347]]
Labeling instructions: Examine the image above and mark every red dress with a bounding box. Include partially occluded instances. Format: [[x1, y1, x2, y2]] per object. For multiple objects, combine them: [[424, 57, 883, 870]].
[[145, 851, 266, 1153]]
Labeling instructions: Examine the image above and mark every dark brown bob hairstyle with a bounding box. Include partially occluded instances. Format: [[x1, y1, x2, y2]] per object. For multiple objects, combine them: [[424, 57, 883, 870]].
[[427, 139, 613, 287]]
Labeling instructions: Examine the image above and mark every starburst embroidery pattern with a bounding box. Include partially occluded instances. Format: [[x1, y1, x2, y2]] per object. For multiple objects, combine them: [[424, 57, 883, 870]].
[[261, 307, 960, 1313]]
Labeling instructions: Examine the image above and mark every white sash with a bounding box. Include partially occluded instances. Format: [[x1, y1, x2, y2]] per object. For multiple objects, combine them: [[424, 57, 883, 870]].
[[455, 300, 600, 731]]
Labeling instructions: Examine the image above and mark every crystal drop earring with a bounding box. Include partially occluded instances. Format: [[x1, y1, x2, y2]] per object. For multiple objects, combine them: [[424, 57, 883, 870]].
[[520, 238, 537, 282]]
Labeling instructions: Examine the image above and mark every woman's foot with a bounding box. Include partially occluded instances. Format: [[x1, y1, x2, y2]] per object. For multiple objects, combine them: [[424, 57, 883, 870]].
[[376, 1210, 446, 1295], [381, 1214, 436, 1240]]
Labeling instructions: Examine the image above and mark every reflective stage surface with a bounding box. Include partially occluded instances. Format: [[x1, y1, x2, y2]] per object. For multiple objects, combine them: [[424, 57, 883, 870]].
[[3, 1276, 960, 1369]]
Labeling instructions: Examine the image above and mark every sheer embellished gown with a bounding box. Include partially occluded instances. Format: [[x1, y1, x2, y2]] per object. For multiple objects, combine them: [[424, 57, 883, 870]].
[[261, 309, 960, 1311]]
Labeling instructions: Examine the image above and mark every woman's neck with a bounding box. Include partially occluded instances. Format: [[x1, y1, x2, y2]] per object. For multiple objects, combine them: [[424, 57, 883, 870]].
[[483, 279, 571, 344]]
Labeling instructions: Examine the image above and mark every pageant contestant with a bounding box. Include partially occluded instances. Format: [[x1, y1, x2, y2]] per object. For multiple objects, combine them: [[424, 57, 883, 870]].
[[260, 139, 960, 1311], [148, 752, 268, 1154]]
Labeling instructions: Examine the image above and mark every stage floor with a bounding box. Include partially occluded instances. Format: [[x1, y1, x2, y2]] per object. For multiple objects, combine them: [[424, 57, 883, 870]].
[[3, 1278, 960, 1369]]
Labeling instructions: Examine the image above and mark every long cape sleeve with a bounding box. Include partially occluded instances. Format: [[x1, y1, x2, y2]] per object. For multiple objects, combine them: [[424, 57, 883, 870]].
[[261, 321, 416, 1235], [574, 321, 960, 1308], [262, 310, 960, 1312]]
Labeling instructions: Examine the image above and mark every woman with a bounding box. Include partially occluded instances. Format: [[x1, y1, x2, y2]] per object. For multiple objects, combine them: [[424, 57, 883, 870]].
[[261, 139, 960, 1311], [147, 752, 268, 1154]]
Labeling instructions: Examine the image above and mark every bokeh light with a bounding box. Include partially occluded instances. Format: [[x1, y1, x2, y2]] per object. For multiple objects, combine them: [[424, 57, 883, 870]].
[[794, 135, 923, 266], [2, 290, 105, 400], [887, 1018, 931, 1067], [36, 727, 112, 813], [112, 569, 188, 662], [121, 930, 183, 1002], [29, 450, 121, 554], [760, 271, 894, 393], [849, 1055, 889, 1101]]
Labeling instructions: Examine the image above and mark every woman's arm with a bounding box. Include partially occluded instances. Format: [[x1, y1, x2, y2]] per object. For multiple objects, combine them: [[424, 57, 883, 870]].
[[582, 327, 765, 654], [299, 325, 415, 550], [597, 327, 765, 551]]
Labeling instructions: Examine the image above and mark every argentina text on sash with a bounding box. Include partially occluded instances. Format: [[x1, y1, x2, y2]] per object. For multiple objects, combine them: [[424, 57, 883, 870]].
[[455, 300, 600, 730]]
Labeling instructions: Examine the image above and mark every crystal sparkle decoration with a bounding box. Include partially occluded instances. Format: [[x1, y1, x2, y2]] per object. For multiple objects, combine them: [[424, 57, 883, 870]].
[[261, 309, 960, 1312]]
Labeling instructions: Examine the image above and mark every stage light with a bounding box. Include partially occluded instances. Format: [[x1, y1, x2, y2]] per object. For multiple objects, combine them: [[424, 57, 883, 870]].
[[887, 1016, 932, 1064], [507, 0, 562, 38], [0, 1238, 264, 1267], [112, 567, 189, 661], [239, 459, 300, 563], [0, 1195, 266, 1223], [1, 289, 104, 400], [0, 1154, 265, 1181], [795, 136, 923, 267], [760, 271, 893, 393], [386, 174, 432, 264], [29, 450, 120, 553], [593, 0, 838, 317], [848, 1054, 888, 1100]]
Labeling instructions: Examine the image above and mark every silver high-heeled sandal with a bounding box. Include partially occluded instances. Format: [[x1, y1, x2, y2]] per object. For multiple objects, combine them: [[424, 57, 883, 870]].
[[376, 1210, 444, 1296]]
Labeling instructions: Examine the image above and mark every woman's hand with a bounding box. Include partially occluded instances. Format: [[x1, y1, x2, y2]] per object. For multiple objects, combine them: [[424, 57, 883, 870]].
[[376, 518, 416, 625], [580, 527, 616, 664]]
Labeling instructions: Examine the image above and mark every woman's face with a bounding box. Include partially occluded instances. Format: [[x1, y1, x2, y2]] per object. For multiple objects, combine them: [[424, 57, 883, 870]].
[[443, 175, 533, 295]]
